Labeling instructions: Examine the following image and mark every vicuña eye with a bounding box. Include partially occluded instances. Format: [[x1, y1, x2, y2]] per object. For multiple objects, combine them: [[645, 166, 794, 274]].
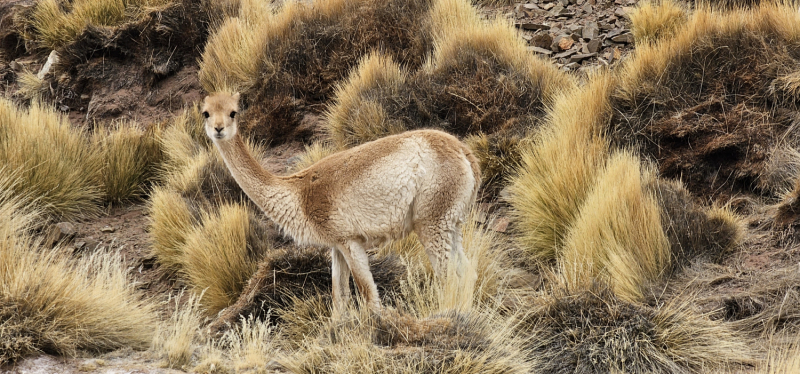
[[230, 111, 237, 118], [202, 111, 209, 119]]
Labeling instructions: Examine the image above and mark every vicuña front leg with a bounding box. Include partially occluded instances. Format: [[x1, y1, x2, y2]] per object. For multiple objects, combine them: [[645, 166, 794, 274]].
[[339, 241, 381, 311], [331, 248, 351, 316]]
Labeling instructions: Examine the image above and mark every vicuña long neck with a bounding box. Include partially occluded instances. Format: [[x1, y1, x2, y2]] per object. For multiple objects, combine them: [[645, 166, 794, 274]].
[[213, 134, 301, 230]]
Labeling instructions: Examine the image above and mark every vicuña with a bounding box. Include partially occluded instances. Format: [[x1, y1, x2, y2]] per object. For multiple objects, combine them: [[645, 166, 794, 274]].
[[202, 92, 480, 312]]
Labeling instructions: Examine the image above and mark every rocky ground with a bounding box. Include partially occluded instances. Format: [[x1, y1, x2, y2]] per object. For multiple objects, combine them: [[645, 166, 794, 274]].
[[504, 0, 638, 71]]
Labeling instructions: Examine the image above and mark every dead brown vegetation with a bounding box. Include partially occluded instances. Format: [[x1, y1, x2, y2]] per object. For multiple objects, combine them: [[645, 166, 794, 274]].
[[611, 5, 800, 200], [670, 264, 800, 338], [202, 0, 434, 145], [522, 285, 751, 373], [6, 0, 208, 125]]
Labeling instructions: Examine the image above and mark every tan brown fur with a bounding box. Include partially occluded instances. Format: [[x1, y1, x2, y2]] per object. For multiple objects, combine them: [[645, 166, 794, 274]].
[[202, 93, 480, 312]]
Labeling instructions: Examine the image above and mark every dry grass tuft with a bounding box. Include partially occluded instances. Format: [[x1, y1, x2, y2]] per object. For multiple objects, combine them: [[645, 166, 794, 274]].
[[94, 121, 162, 203], [508, 76, 612, 262], [0, 98, 102, 220], [522, 285, 752, 373], [289, 141, 337, 172], [763, 336, 800, 374], [198, 0, 273, 94], [560, 151, 670, 302], [201, 0, 434, 145], [0, 188, 157, 365], [179, 203, 270, 316], [195, 315, 278, 374], [509, 73, 744, 301], [15, 70, 49, 100], [148, 187, 198, 274], [281, 305, 533, 373], [325, 1, 573, 189], [611, 4, 800, 200], [674, 264, 800, 338], [152, 293, 205, 370], [630, 0, 688, 45], [22, 0, 175, 50]]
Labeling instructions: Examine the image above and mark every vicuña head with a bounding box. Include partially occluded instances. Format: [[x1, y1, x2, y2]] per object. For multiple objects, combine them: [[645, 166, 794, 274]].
[[202, 92, 480, 315], [203, 92, 240, 141]]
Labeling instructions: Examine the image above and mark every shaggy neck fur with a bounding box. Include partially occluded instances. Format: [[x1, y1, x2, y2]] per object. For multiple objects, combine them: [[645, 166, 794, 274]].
[[213, 135, 310, 240]]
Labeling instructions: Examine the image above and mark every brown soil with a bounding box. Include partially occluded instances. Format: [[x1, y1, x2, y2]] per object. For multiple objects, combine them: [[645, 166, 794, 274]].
[[0, 0, 208, 129]]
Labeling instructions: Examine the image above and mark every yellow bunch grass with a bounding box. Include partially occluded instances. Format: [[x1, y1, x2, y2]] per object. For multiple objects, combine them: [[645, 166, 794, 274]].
[[325, 52, 408, 148], [152, 293, 204, 369], [148, 187, 197, 274], [94, 121, 162, 202], [427, 0, 572, 102], [179, 203, 264, 315], [27, 0, 174, 50], [508, 75, 613, 261], [194, 315, 278, 373], [629, 0, 688, 45], [560, 151, 670, 302], [198, 2, 274, 93], [15, 71, 49, 100], [1, 188, 156, 364], [0, 98, 102, 219]]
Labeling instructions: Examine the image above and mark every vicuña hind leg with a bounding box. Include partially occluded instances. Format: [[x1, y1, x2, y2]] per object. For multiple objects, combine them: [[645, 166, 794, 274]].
[[418, 223, 476, 309], [338, 241, 381, 311], [331, 248, 351, 316]]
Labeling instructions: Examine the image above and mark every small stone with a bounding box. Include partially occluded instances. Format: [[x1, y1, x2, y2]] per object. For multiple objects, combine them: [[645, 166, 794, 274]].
[[532, 33, 554, 49], [582, 3, 593, 13], [569, 52, 597, 63], [499, 187, 512, 200], [558, 36, 575, 51], [528, 46, 554, 55], [582, 22, 599, 39], [9, 60, 22, 72], [611, 33, 635, 44], [74, 241, 86, 250], [517, 22, 550, 31], [550, 3, 564, 14], [100, 225, 115, 233], [80, 94, 90, 100], [541, 2, 554, 10], [586, 38, 601, 53], [615, 7, 632, 20], [44, 222, 77, 248], [553, 49, 578, 59], [523, 3, 540, 9], [563, 62, 580, 70], [599, 21, 615, 30], [59, 105, 69, 112], [559, 0, 569, 6], [606, 28, 624, 38], [492, 217, 510, 233], [84, 238, 100, 251], [570, 32, 581, 41]]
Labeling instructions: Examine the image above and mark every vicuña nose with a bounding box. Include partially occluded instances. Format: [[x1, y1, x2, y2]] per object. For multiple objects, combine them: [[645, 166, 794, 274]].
[[215, 127, 223, 133]]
